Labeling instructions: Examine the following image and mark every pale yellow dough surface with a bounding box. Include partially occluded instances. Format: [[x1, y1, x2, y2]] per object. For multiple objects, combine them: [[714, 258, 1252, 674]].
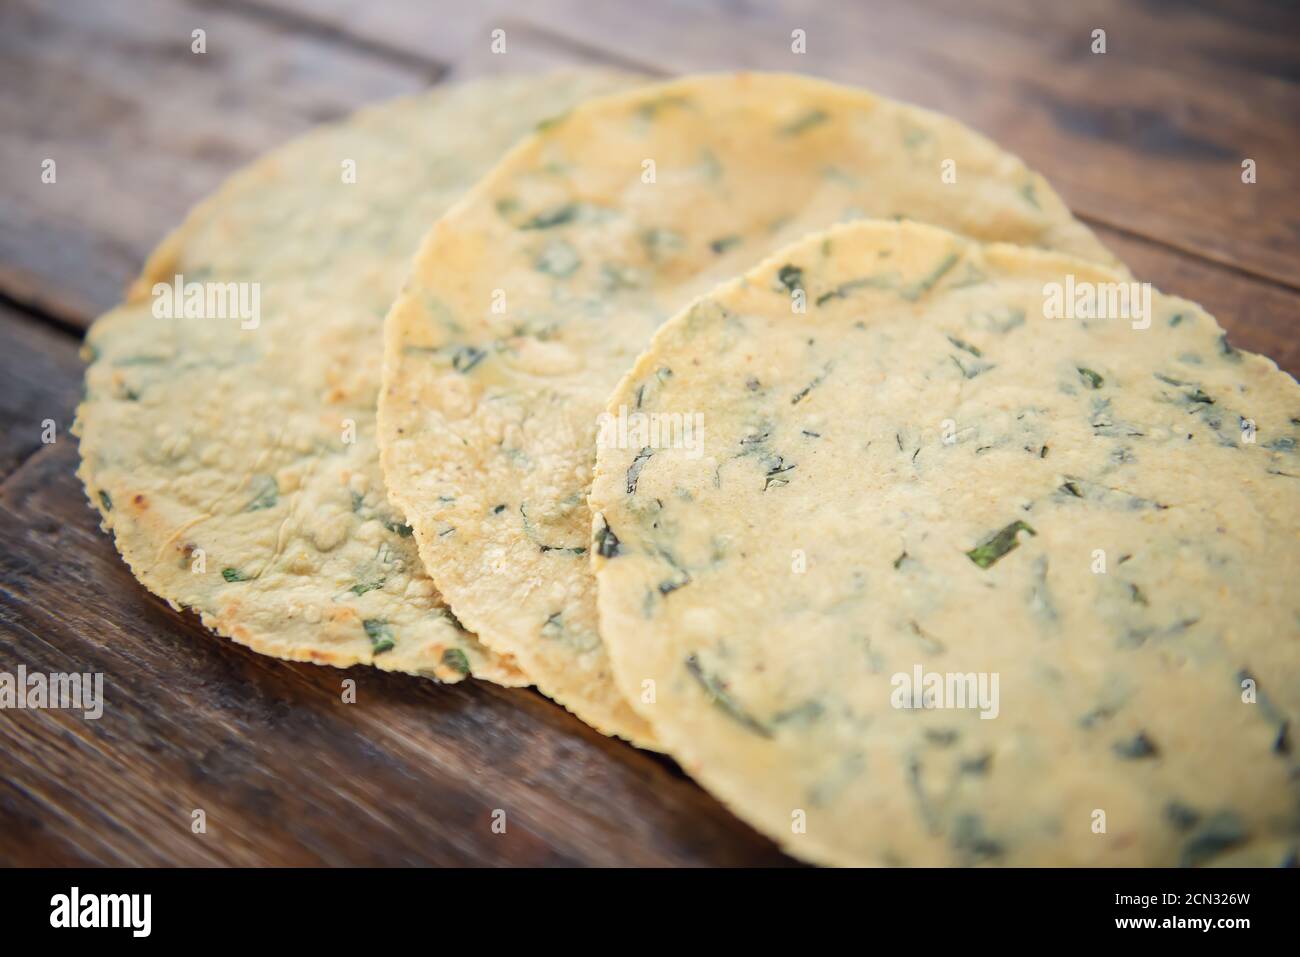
[[76, 73, 634, 682], [380, 72, 1117, 742], [591, 219, 1300, 866]]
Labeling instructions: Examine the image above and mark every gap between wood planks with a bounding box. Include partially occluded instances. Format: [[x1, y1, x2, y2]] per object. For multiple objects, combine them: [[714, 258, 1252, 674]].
[[197, 0, 452, 82]]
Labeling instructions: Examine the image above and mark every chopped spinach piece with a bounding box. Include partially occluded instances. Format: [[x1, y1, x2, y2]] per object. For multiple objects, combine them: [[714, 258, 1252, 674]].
[[363, 619, 395, 654], [441, 647, 470, 676], [1165, 801, 1201, 832], [965, 520, 1036, 569], [452, 345, 486, 373], [950, 813, 1004, 860], [1113, 731, 1159, 759], [1077, 367, 1104, 389], [535, 111, 569, 133], [1218, 333, 1241, 360], [901, 253, 959, 301], [779, 109, 829, 137], [244, 475, 278, 511], [763, 458, 796, 490], [536, 239, 581, 278], [815, 273, 895, 306], [641, 228, 685, 262], [626, 447, 653, 494], [1180, 811, 1247, 867], [520, 203, 580, 230], [776, 264, 804, 293], [594, 515, 622, 558], [684, 654, 772, 738]]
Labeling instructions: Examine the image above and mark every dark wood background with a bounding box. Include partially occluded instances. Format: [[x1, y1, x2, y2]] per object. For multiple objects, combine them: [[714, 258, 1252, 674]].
[[1, 0, 1296, 866]]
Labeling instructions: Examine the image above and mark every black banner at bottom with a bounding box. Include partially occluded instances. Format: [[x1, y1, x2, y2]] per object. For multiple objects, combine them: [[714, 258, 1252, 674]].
[[0, 866, 1289, 942]]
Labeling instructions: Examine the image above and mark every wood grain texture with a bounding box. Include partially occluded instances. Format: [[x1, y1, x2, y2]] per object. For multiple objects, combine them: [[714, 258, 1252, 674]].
[[0, 0, 1296, 866], [0, 440, 792, 866], [0, 306, 83, 482], [0, 0, 429, 322]]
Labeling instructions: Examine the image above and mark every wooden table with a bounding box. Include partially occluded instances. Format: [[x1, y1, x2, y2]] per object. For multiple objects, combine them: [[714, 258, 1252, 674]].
[[1, 0, 1296, 866]]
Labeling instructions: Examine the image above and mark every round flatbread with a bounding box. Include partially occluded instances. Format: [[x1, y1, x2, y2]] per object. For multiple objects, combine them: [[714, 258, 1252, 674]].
[[590, 218, 1300, 866], [379, 71, 1119, 743], [75, 72, 636, 683]]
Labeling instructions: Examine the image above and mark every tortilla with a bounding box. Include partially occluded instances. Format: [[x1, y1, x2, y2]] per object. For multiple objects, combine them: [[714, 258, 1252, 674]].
[[590, 218, 1300, 865], [75, 72, 636, 682], [379, 72, 1118, 742]]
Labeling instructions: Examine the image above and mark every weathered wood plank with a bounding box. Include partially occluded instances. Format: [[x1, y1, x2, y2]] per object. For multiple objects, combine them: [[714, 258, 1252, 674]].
[[1092, 226, 1300, 376], [0, 444, 793, 865], [0, 0, 430, 323], [260, 0, 1300, 286], [0, 306, 83, 482]]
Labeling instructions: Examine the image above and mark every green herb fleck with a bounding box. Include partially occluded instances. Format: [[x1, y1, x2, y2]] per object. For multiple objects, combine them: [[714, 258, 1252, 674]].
[[222, 567, 251, 583], [815, 273, 896, 305], [1165, 801, 1200, 831], [792, 362, 832, 405], [594, 515, 622, 558], [1180, 812, 1247, 867], [535, 111, 570, 133], [763, 458, 796, 490], [641, 228, 685, 262], [1113, 731, 1159, 759], [965, 520, 1036, 569], [441, 647, 470, 676], [1077, 367, 1104, 389], [634, 94, 691, 121], [626, 447, 653, 494], [684, 654, 772, 737], [98, 490, 113, 512], [779, 109, 829, 137], [947, 335, 983, 357], [710, 235, 742, 254], [776, 264, 804, 293], [901, 253, 960, 301], [536, 239, 581, 277], [350, 578, 386, 596], [363, 619, 395, 654], [951, 812, 1004, 860], [520, 203, 580, 230], [245, 475, 278, 511], [452, 345, 486, 373]]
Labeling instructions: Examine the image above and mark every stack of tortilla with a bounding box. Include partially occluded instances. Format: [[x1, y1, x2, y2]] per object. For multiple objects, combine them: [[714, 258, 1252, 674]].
[[78, 71, 1299, 866]]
